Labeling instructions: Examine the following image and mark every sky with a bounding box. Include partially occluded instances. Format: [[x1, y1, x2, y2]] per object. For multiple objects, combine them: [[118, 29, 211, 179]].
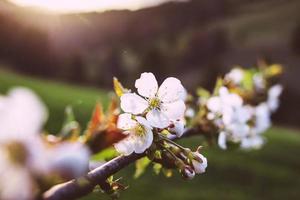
[[9, 0, 187, 13]]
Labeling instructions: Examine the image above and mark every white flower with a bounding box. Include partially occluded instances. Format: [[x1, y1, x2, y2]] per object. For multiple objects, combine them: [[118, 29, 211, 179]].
[[207, 87, 243, 118], [267, 84, 283, 112], [253, 103, 271, 134], [191, 152, 208, 174], [120, 72, 186, 130], [48, 142, 90, 178], [218, 131, 227, 150], [207, 87, 254, 149], [185, 108, 195, 118], [115, 113, 153, 155], [168, 119, 185, 137], [225, 68, 244, 85], [0, 87, 48, 143], [207, 87, 248, 128], [218, 123, 250, 150], [241, 135, 265, 150], [226, 123, 250, 141], [0, 148, 35, 200], [253, 74, 265, 90]]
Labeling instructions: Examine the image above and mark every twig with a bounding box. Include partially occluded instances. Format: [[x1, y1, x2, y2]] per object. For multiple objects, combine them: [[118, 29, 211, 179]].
[[42, 128, 200, 200]]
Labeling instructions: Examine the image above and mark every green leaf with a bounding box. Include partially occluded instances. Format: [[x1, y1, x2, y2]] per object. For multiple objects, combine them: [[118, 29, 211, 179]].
[[196, 87, 211, 99], [213, 77, 224, 95], [60, 106, 80, 137], [134, 157, 151, 179], [241, 70, 254, 91]]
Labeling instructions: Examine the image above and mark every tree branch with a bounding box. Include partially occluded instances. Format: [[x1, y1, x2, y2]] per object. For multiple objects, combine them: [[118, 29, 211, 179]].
[[42, 128, 200, 200]]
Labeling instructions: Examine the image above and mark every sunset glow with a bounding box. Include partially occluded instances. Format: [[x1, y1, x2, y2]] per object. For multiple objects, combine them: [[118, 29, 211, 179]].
[[10, 0, 182, 13]]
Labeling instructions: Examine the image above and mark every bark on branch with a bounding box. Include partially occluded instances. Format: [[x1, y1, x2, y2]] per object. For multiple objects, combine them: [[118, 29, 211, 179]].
[[43, 128, 199, 200]]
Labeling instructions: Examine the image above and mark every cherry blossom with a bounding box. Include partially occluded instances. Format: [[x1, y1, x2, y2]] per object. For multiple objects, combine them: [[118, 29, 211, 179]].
[[267, 84, 283, 112], [114, 113, 153, 155], [120, 72, 186, 131], [240, 135, 265, 150], [225, 68, 244, 85], [0, 87, 47, 143], [207, 87, 253, 149]]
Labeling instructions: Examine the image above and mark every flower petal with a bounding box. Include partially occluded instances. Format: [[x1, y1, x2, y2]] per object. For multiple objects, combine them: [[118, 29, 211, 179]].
[[169, 119, 185, 137], [133, 127, 153, 154], [135, 72, 158, 98], [117, 113, 137, 130], [241, 136, 265, 150], [157, 77, 186, 103], [49, 142, 90, 178], [226, 94, 243, 107], [114, 137, 135, 156], [207, 96, 221, 113], [161, 100, 186, 120], [268, 84, 283, 98], [267, 84, 283, 112], [254, 103, 271, 134], [227, 123, 250, 141], [192, 152, 208, 174], [225, 68, 244, 84], [136, 116, 152, 130], [120, 93, 148, 114], [0, 166, 34, 200], [218, 131, 227, 150], [146, 109, 170, 129], [0, 87, 47, 143]]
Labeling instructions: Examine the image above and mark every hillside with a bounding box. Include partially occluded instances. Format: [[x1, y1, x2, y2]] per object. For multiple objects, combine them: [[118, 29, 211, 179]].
[[0, 0, 300, 126]]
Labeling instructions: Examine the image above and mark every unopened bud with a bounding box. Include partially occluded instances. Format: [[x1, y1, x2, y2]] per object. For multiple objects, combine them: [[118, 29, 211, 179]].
[[191, 152, 208, 174], [182, 166, 195, 180]]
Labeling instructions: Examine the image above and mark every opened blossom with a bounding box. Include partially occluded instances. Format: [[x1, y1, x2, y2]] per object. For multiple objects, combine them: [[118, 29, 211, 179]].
[[206, 87, 252, 149], [225, 68, 244, 85], [114, 113, 153, 155], [206, 87, 271, 150], [267, 84, 283, 112], [206, 83, 282, 150], [120, 72, 186, 136]]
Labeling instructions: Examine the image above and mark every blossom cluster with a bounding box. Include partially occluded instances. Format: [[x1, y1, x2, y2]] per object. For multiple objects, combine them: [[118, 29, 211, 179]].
[[114, 72, 207, 179], [203, 66, 283, 150]]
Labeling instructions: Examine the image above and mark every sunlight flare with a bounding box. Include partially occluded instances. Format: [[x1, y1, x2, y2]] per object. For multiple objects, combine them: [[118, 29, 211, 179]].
[[9, 0, 181, 13]]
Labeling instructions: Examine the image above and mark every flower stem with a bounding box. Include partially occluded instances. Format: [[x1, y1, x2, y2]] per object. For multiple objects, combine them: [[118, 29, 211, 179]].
[[159, 134, 191, 154]]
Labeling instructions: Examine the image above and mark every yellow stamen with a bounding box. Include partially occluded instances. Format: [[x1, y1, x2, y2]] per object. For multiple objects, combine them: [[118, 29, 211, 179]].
[[6, 142, 28, 166], [149, 98, 161, 109], [134, 125, 146, 137]]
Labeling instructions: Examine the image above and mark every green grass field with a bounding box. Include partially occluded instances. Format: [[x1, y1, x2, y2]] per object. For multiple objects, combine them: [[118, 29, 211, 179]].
[[0, 70, 299, 200], [0, 69, 109, 133]]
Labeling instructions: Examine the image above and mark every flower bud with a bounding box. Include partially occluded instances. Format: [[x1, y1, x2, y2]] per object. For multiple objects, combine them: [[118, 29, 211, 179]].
[[191, 151, 207, 174], [181, 166, 195, 180]]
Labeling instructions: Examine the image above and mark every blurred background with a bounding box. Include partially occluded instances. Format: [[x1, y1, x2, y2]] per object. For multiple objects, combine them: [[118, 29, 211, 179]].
[[0, 0, 300, 199]]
